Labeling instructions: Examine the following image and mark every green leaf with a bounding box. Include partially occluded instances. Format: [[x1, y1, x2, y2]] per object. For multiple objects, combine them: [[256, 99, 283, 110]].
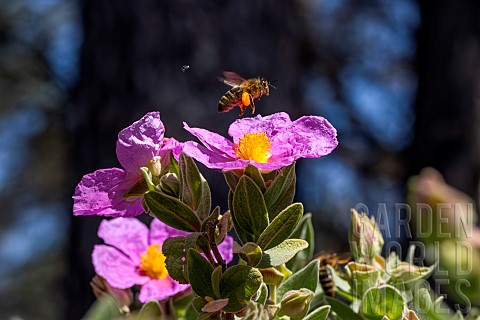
[[286, 213, 315, 272], [172, 293, 195, 319], [245, 164, 266, 192], [192, 297, 208, 312], [216, 211, 232, 245], [220, 265, 263, 313], [178, 153, 211, 221], [224, 170, 240, 191], [360, 285, 404, 320], [264, 163, 296, 220], [233, 175, 269, 240], [276, 258, 319, 302], [233, 242, 263, 267], [257, 283, 268, 306], [386, 261, 436, 290], [144, 190, 201, 232], [123, 177, 149, 198], [229, 190, 254, 244], [163, 233, 207, 283], [81, 295, 120, 320], [212, 266, 222, 299], [325, 296, 365, 320], [347, 262, 381, 298], [303, 305, 331, 320], [257, 203, 303, 250], [187, 248, 215, 298], [257, 239, 308, 269], [137, 300, 162, 320]]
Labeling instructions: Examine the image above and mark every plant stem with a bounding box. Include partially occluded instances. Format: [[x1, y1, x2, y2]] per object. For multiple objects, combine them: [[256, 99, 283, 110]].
[[207, 220, 227, 271], [268, 284, 277, 304]]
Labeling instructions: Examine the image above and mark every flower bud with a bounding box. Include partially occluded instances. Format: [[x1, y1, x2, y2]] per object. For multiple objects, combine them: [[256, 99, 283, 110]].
[[277, 288, 313, 319], [259, 267, 284, 286], [159, 172, 180, 196], [90, 275, 133, 313], [349, 209, 384, 263]]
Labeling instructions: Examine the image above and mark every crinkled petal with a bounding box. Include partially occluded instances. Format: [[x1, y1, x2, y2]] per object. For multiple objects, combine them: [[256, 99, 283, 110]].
[[254, 157, 296, 171], [160, 137, 183, 161], [182, 141, 246, 170], [116, 112, 165, 173], [98, 218, 149, 265], [228, 112, 292, 142], [218, 235, 234, 263], [149, 218, 189, 244], [183, 122, 236, 157], [138, 278, 190, 303], [291, 116, 338, 158], [73, 168, 144, 217], [92, 245, 149, 289]]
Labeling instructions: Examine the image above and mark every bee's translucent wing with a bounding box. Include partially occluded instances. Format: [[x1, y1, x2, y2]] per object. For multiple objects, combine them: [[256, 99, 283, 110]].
[[218, 71, 245, 87]]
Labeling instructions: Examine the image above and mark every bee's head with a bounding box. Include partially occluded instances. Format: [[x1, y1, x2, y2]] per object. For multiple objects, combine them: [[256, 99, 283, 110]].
[[260, 77, 276, 96]]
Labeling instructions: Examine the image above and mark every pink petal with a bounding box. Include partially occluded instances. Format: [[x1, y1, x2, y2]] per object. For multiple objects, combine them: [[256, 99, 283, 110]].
[[138, 278, 190, 303], [149, 218, 189, 245], [73, 168, 144, 217], [218, 235, 234, 263], [183, 122, 236, 157], [160, 137, 183, 161], [116, 112, 165, 173], [291, 116, 338, 158], [92, 245, 149, 289], [228, 112, 292, 142], [182, 141, 246, 170], [98, 218, 149, 265]]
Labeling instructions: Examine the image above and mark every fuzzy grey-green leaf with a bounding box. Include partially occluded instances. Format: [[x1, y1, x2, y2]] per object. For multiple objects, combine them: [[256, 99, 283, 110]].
[[144, 190, 201, 232], [264, 163, 296, 220], [286, 213, 315, 272], [257, 239, 308, 269], [360, 285, 404, 320], [220, 265, 263, 313], [137, 300, 162, 319], [233, 175, 269, 239], [178, 153, 211, 221], [276, 258, 319, 302], [187, 248, 215, 298], [257, 203, 303, 250]]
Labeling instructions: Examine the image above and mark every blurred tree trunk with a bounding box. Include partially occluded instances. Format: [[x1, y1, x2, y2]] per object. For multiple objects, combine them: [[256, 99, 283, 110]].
[[411, 0, 480, 204], [66, 1, 312, 318]]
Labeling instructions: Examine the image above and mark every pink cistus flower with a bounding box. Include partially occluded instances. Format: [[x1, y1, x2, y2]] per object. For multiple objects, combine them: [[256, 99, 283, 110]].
[[73, 112, 182, 217], [182, 112, 338, 171], [92, 218, 234, 303]]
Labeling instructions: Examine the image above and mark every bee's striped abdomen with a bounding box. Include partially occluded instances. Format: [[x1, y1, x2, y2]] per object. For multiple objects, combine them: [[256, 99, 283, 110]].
[[218, 86, 243, 112], [319, 266, 335, 297]]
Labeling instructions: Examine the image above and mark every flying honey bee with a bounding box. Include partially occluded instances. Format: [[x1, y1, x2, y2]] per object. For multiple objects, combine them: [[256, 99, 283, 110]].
[[316, 251, 351, 297], [217, 71, 275, 116]]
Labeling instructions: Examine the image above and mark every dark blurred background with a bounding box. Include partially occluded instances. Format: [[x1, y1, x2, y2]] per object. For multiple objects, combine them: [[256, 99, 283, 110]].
[[0, 0, 479, 319]]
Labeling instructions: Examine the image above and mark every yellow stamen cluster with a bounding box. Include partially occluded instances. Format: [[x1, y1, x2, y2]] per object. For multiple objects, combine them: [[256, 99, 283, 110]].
[[139, 244, 168, 279], [234, 132, 272, 163]]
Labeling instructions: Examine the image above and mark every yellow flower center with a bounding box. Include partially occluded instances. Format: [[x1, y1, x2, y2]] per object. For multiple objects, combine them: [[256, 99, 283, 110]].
[[233, 132, 272, 163], [139, 244, 168, 279]]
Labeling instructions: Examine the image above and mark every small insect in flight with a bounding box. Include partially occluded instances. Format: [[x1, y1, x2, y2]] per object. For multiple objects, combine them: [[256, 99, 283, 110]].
[[316, 251, 351, 297], [217, 71, 275, 116], [181, 65, 190, 72]]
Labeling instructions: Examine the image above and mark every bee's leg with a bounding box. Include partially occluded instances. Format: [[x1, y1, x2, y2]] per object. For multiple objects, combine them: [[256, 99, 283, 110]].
[[238, 103, 246, 116], [250, 95, 256, 114]]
